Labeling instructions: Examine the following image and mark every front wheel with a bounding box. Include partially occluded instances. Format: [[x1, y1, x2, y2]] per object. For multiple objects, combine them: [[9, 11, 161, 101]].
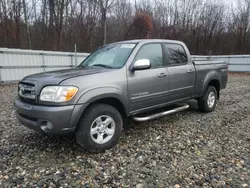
[[198, 86, 218, 112], [75, 104, 123, 153]]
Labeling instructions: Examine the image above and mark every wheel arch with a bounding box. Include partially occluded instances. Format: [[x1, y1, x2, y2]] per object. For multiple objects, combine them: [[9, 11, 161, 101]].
[[77, 87, 128, 117], [201, 71, 221, 99], [208, 79, 220, 99]]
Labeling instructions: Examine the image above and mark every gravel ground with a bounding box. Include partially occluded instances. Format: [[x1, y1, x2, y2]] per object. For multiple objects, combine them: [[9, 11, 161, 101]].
[[0, 74, 250, 188]]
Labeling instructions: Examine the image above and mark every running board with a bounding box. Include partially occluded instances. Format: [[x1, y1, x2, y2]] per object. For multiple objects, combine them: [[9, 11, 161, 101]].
[[132, 104, 189, 122]]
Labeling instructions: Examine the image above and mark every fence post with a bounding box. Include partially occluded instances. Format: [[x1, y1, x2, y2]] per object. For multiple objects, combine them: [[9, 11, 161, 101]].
[[74, 44, 77, 67], [70, 54, 74, 68], [0, 67, 2, 83], [0, 51, 3, 83], [41, 53, 46, 72]]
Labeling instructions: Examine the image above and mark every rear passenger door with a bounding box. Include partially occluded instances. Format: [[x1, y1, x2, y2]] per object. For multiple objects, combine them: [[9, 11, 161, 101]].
[[163, 43, 195, 102]]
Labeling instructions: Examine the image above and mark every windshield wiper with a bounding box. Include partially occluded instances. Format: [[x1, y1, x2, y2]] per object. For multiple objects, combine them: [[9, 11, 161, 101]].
[[78, 64, 86, 68], [91, 64, 113, 69]]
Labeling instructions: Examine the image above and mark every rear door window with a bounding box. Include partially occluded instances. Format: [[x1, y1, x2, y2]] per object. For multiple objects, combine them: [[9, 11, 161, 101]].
[[164, 44, 188, 65]]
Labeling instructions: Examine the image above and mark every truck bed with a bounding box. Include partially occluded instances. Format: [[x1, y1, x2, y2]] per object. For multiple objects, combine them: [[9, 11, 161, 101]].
[[193, 60, 228, 97]]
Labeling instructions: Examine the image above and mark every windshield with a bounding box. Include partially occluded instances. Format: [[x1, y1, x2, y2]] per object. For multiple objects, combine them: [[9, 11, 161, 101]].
[[80, 43, 137, 69]]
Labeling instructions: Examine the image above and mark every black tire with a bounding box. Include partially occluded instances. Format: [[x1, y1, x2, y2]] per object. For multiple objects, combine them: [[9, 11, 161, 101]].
[[198, 86, 218, 112], [75, 104, 123, 153]]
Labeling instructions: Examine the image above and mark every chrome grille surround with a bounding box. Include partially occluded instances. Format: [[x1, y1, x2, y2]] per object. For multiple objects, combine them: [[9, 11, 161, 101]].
[[18, 83, 36, 101]]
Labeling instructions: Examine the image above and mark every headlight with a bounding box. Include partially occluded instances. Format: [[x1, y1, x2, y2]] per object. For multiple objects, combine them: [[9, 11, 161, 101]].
[[40, 86, 78, 102]]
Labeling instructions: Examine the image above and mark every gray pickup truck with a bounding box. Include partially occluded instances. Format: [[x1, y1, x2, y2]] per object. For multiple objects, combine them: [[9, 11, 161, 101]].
[[15, 39, 228, 152]]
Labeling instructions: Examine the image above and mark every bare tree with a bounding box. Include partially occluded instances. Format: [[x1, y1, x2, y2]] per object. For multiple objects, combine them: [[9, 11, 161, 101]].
[[110, 0, 132, 41], [126, 12, 153, 39], [22, 0, 32, 49], [232, 0, 250, 53], [94, 0, 116, 44], [0, 0, 250, 55]]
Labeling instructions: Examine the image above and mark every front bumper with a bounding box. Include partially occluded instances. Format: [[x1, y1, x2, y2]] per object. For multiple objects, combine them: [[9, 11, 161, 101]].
[[14, 97, 88, 134]]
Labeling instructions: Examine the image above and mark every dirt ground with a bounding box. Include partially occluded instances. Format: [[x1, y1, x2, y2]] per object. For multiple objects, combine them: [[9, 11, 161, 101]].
[[0, 74, 250, 187]]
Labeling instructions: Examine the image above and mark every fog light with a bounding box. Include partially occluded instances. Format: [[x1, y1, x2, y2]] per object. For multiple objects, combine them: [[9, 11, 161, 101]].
[[47, 122, 53, 130], [40, 121, 53, 132]]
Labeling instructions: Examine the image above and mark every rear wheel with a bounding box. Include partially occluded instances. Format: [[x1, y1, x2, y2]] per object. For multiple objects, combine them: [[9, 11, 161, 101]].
[[75, 104, 123, 153], [198, 86, 218, 112]]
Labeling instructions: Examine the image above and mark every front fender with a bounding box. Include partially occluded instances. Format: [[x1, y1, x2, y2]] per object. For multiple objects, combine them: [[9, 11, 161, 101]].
[[77, 87, 128, 114], [201, 71, 221, 96]]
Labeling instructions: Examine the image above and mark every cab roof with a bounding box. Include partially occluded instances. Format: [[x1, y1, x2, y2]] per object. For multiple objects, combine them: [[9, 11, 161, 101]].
[[112, 39, 184, 45]]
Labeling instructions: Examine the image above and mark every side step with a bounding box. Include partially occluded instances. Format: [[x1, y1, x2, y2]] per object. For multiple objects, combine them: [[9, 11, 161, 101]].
[[132, 104, 189, 122]]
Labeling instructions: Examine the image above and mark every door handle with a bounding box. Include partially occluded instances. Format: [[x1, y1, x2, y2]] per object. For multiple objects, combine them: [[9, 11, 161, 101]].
[[187, 69, 194, 73], [158, 73, 166, 78]]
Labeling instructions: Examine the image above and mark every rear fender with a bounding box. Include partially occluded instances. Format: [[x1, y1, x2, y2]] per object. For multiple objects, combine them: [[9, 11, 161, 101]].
[[201, 71, 221, 96]]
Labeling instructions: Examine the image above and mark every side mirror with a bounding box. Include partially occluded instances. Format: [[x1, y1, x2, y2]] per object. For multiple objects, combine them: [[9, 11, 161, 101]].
[[133, 59, 151, 71]]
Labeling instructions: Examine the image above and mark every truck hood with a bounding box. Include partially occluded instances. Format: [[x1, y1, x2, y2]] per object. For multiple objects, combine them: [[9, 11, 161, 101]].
[[21, 68, 111, 89]]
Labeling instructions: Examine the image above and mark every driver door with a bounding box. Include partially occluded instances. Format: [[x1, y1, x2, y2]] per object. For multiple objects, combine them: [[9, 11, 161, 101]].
[[127, 43, 169, 113]]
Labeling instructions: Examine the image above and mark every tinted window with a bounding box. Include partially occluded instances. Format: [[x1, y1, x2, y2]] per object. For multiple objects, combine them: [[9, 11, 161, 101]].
[[164, 44, 188, 65], [134, 43, 163, 68]]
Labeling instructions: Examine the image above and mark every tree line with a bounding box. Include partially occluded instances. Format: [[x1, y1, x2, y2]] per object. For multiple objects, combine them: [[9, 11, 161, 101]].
[[0, 0, 249, 55]]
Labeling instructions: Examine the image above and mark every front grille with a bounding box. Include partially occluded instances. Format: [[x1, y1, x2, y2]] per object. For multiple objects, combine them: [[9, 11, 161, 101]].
[[18, 83, 36, 102]]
